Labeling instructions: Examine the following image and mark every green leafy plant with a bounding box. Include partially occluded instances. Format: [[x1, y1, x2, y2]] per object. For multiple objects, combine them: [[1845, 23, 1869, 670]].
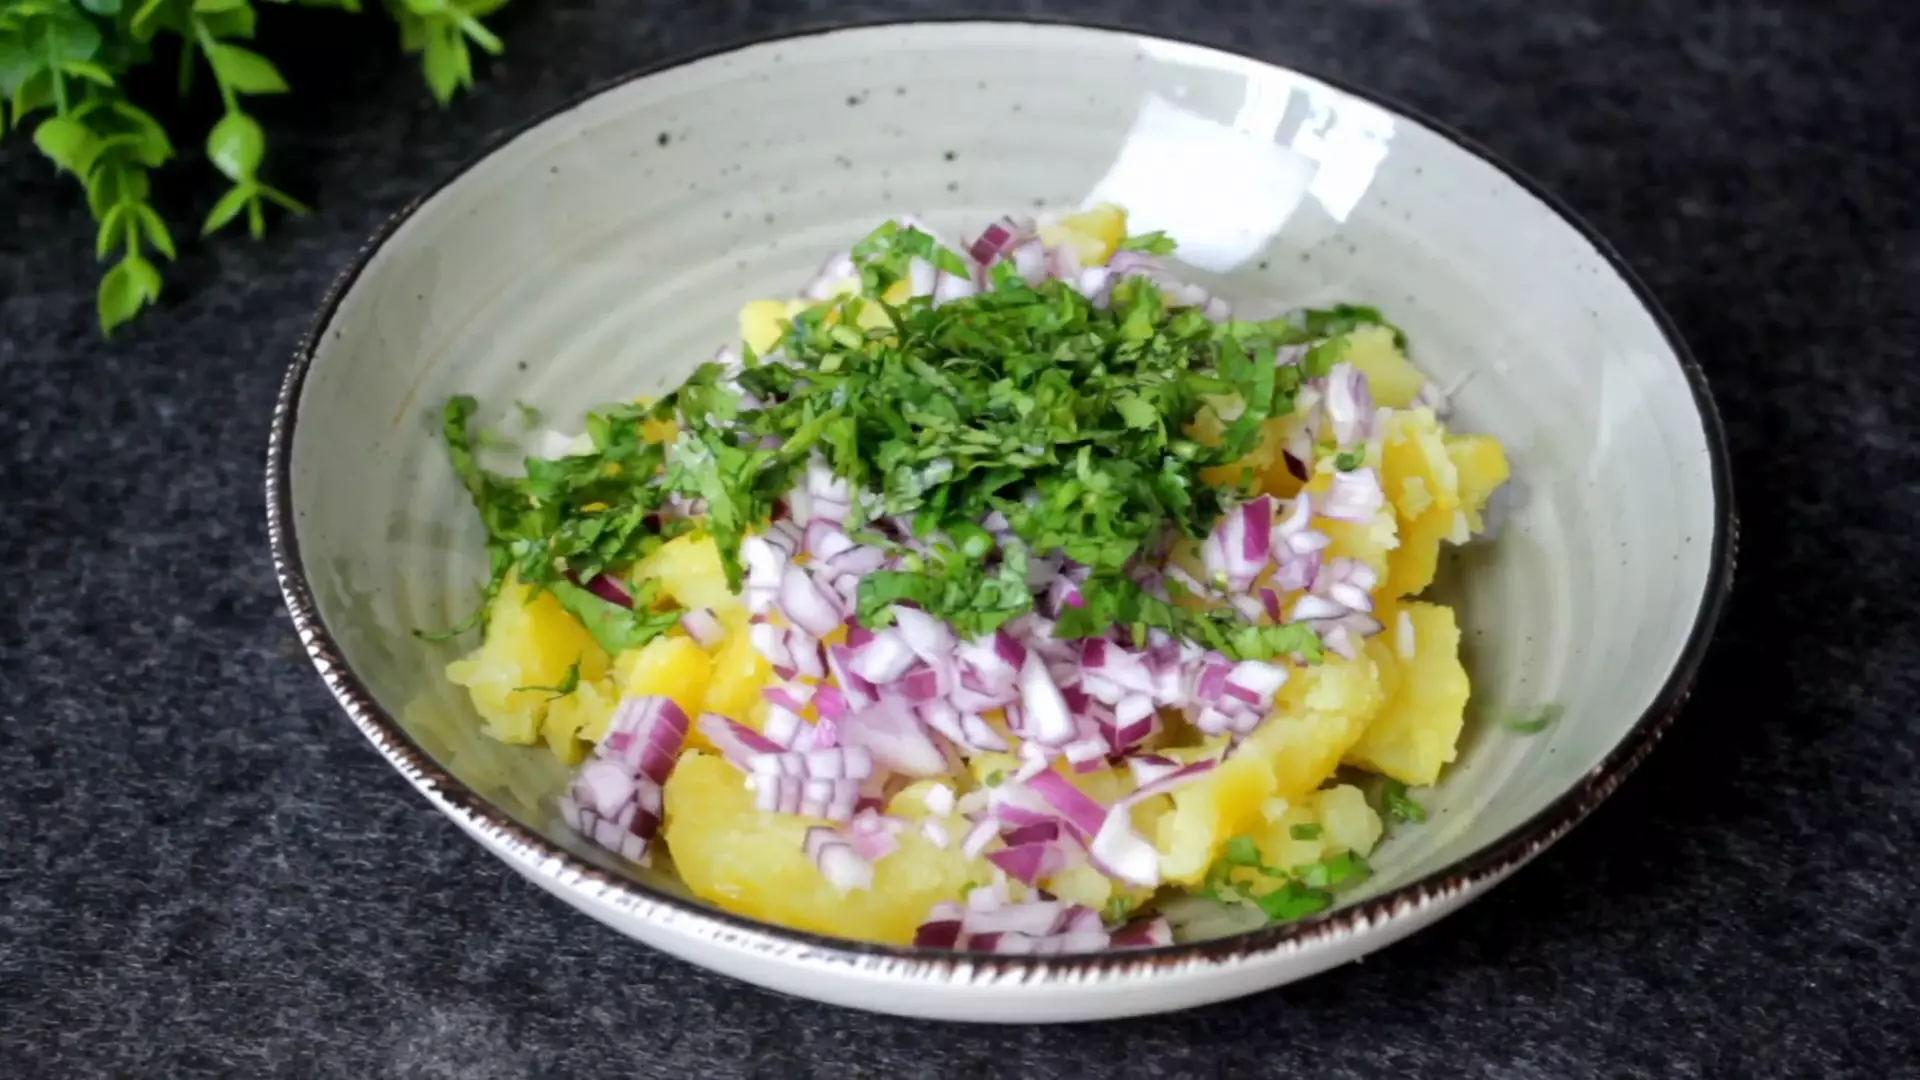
[[0, 0, 510, 333]]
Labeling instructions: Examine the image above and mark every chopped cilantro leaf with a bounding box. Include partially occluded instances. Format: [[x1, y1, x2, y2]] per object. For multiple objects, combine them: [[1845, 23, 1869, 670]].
[[513, 656, 582, 701], [1116, 230, 1176, 255], [1223, 836, 1263, 867], [435, 222, 1398, 663], [1254, 881, 1333, 922], [551, 578, 683, 655], [1333, 449, 1366, 471], [1289, 822, 1324, 841], [1382, 779, 1428, 824], [984, 769, 1005, 787], [1101, 895, 1136, 925], [1504, 703, 1565, 734]]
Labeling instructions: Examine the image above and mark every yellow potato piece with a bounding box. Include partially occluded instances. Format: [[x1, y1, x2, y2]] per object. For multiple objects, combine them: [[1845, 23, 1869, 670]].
[[1343, 325, 1425, 409], [445, 575, 609, 746], [1447, 434, 1511, 534], [632, 533, 738, 613], [738, 299, 810, 356], [540, 675, 620, 764], [1039, 202, 1128, 266], [701, 607, 772, 731], [1379, 409, 1463, 598], [1346, 602, 1470, 785], [663, 752, 989, 944], [612, 635, 712, 731]]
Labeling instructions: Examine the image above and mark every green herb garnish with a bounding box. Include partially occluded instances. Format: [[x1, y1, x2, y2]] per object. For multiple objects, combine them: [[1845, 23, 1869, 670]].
[[1381, 779, 1428, 824], [652, 224, 1332, 658], [1102, 895, 1136, 925], [1223, 835, 1263, 867], [433, 225, 1393, 660], [1332, 449, 1365, 471], [1115, 230, 1176, 255], [983, 769, 1006, 788], [423, 394, 687, 645], [1504, 703, 1564, 734], [1197, 834, 1370, 925], [1289, 822, 1324, 841], [513, 656, 582, 702]]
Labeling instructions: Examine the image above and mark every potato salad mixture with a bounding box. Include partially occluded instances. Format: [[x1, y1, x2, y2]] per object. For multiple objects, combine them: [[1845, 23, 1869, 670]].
[[430, 205, 1509, 951]]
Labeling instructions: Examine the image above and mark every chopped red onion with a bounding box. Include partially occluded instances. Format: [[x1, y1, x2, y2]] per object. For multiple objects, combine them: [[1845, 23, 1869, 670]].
[[580, 572, 633, 609], [840, 704, 948, 777], [1023, 771, 1106, 841], [1319, 467, 1385, 523], [678, 607, 724, 648], [845, 629, 916, 683], [1109, 915, 1174, 948], [803, 827, 874, 893], [1323, 362, 1376, 447], [777, 565, 843, 635], [559, 697, 689, 865], [698, 712, 788, 769], [1019, 655, 1077, 747]]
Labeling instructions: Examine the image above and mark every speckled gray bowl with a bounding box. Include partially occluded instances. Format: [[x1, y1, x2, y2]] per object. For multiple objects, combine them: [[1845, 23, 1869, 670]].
[[268, 20, 1734, 1022]]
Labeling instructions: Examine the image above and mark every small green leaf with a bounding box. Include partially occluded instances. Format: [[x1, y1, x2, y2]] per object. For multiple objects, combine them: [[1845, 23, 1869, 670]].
[[1332, 449, 1364, 471], [206, 43, 287, 94], [95, 203, 130, 259], [197, 4, 257, 38], [0, 43, 37, 100], [10, 69, 57, 121], [420, 32, 463, 103], [130, 0, 173, 38], [135, 204, 177, 259], [200, 181, 253, 235], [59, 60, 114, 86], [455, 12, 503, 55], [1289, 822, 1323, 841], [204, 110, 263, 181], [32, 114, 97, 174], [125, 254, 163, 301], [85, 165, 116, 216], [40, 15, 104, 63], [399, 0, 445, 14], [256, 182, 310, 214], [79, 0, 124, 14], [193, 0, 250, 11], [97, 256, 149, 332]]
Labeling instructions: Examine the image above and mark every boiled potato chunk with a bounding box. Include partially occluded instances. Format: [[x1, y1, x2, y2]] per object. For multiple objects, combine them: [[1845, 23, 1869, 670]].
[[1379, 409, 1463, 598], [1154, 652, 1387, 885], [540, 675, 620, 764], [1346, 602, 1470, 785], [632, 534, 738, 613], [664, 752, 988, 944], [612, 635, 712, 731], [1447, 434, 1511, 534], [1040, 202, 1128, 266], [1343, 325, 1424, 409], [701, 607, 772, 731], [1247, 783, 1385, 875], [445, 575, 609, 745]]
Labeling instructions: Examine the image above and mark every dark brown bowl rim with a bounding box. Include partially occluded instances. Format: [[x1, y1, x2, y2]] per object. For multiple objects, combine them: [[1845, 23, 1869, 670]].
[[266, 17, 1737, 982]]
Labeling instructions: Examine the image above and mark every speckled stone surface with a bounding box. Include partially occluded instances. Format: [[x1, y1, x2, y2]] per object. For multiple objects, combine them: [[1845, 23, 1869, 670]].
[[3, 1, 1916, 1075]]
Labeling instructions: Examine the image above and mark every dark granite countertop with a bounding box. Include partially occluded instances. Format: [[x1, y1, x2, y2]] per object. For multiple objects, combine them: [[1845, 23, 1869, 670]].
[[4, 1, 1916, 1075]]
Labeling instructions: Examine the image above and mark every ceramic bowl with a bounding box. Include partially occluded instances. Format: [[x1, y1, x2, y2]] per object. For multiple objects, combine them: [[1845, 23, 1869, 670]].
[[268, 20, 1733, 1022]]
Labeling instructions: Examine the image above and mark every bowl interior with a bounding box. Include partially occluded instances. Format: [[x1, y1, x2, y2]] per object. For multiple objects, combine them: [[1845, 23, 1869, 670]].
[[284, 23, 1722, 938]]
